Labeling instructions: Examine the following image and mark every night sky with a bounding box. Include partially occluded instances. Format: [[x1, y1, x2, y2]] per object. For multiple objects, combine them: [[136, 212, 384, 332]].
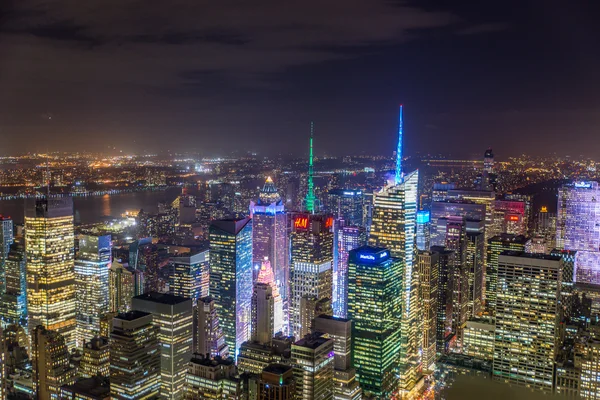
[[1, 0, 599, 158]]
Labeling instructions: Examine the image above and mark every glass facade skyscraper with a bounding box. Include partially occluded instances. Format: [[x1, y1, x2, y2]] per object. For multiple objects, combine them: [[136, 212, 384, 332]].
[[327, 189, 364, 226], [348, 246, 401, 399], [169, 249, 209, 303], [557, 181, 600, 284], [209, 217, 253, 357], [25, 198, 77, 350], [334, 225, 366, 319], [75, 234, 111, 348], [368, 169, 420, 392]]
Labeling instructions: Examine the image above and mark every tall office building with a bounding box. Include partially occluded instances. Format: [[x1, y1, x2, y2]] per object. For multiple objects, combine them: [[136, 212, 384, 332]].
[[334, 225, 366, 319], [184, 354, 242, 399], [444, 217, 469, 348], [327, 189, 364, 226], [0, 240, 27, 327], [31, 326, 77, 400], [252, 282, 274, 346], [209, 217, 253, 357], [417, 251, 439, 371], [292, 332, 334, 400], [110, 311, 161, 400], [462, 316, 495, 362], [430, 201, 486, 247], [109, 261, 134, 313], [556, 181, 600, 284], [493, 252, 562, 393], [0, 215, 13, 295], [445, 190, 496, 241], [494, 199, 527, 236], [314, 316, 362, 400], [580, 338, 600, 399], [348, 246, 401, 399], [25, 198, 76, 349], [466, 220, 485, 316], [169, 249, 210, 303], [416, 210, 431, 251], [79, 336, 110, 378], [256, 258, 284, 335], [289, 213, 334, 338], [197, 296, 229, 358], [367, 171, 420, 391], [258, 364, 296, 400], [75, 234, 111, 348], [249, 178, 288, 296], [367, 105, 420, 392], [430, 246, 455, 354], [486, 234, 527, 315], [132, 292, 193, 400]]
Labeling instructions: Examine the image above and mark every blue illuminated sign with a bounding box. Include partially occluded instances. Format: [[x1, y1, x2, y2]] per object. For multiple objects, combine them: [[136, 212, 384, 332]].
[[416, 211, 430, 224], [574, 182, 592, 189], [358, 251, 388, 262]]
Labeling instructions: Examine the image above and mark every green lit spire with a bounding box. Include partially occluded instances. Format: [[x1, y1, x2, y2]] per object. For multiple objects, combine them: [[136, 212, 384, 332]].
[[305, 121, 316, 214]]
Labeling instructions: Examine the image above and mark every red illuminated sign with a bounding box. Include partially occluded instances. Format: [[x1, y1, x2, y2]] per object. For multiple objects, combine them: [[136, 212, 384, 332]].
[[294, 217, 309, 229], [325, 217, 333, 229], [507, 215, 520, 222]]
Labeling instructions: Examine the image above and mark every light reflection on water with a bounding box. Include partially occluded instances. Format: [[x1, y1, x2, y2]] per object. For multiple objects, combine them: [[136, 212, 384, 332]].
[[0, 187, 182, 224]]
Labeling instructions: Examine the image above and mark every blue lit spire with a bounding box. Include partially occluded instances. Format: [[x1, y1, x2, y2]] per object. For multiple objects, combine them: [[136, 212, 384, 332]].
[[395, 104, 403, 185]]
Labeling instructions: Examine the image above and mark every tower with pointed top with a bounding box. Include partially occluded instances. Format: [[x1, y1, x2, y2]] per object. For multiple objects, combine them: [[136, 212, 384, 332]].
[[395, 104, 404, 185], [305, 122, 317, 214], [368, 105, 421, 394], [249, 177, 288, 330]]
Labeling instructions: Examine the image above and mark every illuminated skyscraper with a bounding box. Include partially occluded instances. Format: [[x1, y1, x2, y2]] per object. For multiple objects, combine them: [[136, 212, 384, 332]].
[[557, 181, 600, 284], [169, 249, 210, 303], [429, 246, 455, 355], [493, 199, 527, 236], [258, 364, 296, 400], [314, 315, 362, 400], [110, 311, 161, 400], [252, 282, 274, 346], [32, 326, 77, 400], [493, 252, 561, 393], [209, 217, 253, 357], [327, 189, 364, 226], [430, 201, 486, 247], [184, 354, 242, 399], [444, 216, 469, 348], [417, 251, 439, 371], [292, 332, 334, 400], [348, 246, 401, 399], [75, 234, 111, 348], [109, 261, 134, 314], [0, 240, 27, 327], [580, 338, 600, 399], [79, 336, 110, 378], [196, 296, 229, 359], [256, 258, 284, 335], [334, 225, 366, 319], [289, 213, 334, 338], [486, 234, 527, 315], [367, 170, 420, 391], [25, 198, 76, 350], [416, 210, 431, 251], [132, 292, 193, 400], [249, 177, 288, 302], [0, 215, 13, 295]]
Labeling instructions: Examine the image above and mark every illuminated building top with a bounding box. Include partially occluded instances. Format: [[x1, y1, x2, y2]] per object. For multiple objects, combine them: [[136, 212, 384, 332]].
[[395, 105, 404, 185], [305, 121, 316, 213]]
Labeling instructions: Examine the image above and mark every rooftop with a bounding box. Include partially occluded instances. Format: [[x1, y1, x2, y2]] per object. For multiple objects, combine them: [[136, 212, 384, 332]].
[[133, 291, 189, 305], [115, 310, 151, 321], [263, 363, 293, 375], [294, 332, 331, 349], [61, 376, 110, 399]]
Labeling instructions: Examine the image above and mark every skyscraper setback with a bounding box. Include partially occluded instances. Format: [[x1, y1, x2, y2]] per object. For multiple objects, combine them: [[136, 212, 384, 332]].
[[25, 198, 77, 350]]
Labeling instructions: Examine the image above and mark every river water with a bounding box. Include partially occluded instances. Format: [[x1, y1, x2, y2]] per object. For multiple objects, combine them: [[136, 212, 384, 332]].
[[0, 187, 182, 224]]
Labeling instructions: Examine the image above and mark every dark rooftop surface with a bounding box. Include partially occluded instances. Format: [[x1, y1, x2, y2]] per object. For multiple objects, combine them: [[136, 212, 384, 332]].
[[133, 291, 189, 305], [115, 310, 151, 321]]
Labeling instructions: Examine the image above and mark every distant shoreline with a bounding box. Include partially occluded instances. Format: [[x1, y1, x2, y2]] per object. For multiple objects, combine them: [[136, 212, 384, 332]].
[[0, 185, 175, 201]]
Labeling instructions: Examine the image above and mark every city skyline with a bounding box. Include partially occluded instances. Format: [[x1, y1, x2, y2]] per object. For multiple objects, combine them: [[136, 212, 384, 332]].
[[1, 1, 600, 157]]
